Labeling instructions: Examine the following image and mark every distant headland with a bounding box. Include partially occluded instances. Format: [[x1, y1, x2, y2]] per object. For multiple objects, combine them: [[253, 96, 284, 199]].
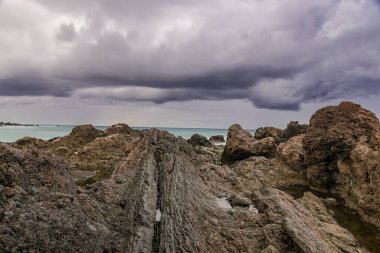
[[0, 121, 39, 127]]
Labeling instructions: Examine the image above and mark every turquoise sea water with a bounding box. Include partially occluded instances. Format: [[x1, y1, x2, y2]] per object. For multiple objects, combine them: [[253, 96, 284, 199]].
[[0, 125, 254, 143]]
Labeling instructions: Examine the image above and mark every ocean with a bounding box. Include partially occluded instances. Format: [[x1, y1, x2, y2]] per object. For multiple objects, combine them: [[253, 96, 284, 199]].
[[0, 125, 255, 143]]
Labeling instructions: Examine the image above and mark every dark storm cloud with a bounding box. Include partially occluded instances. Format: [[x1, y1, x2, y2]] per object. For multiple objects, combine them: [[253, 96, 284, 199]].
[[0, 0, 380, 110], [0, 78, 72, 97]]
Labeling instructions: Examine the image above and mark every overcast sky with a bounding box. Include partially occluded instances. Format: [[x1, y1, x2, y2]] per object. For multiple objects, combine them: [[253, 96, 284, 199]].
[[0, 0, 380, 128]]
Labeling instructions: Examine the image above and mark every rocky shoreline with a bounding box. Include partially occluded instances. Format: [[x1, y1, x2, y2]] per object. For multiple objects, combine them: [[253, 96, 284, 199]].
[[0, 102, 379, 252]]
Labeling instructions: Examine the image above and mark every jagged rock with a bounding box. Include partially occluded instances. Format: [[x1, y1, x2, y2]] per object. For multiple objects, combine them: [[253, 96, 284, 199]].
[[222, 124, 277, 165], [255, 188, 367, 253], [0, 128, 368, 252], [283, 121, 308, 141], [192, 145, 224, 165], [104, 123, 135, 135], [13, 137, 49, 149], [303, 101, 380, 228], [187, 134, 212, 147], [254, 127, 284, 142], [209, 135, 225, 143], [276, 134, 306, 171], [12, 124, 142, 186]]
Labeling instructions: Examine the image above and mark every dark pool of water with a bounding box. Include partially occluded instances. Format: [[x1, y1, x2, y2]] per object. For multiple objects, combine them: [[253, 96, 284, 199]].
[[279, 186, 380, 253]]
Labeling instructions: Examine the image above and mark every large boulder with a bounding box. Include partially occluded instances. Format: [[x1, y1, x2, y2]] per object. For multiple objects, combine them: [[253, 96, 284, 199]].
[[303, 101, 380, 227], [187, 134, 212, 147], [221, 124, 277, 165], [69, 125, 103, 144], [209, 135, 225, 143]]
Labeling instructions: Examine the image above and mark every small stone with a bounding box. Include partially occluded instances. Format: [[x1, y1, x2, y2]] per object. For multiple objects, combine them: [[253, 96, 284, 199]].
[[2, 187, 16, 198], [114, 175, 127, 184]]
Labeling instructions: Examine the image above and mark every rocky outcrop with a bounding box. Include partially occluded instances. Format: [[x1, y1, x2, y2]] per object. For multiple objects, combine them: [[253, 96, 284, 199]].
[[187, 134, 212, 147], [277, 134, 306, 171], [13, 124, 143, 186], [254, 127, 284, 142], [221, 124, 277, 165], [209, 135, 225, 143], [104, 123, 136, 135], [283, 121, 308, 141], [13, 137, 49, 149], [255, 189, 366, 253], [303, 102, 380, 228], [0, 124, 368, 252]]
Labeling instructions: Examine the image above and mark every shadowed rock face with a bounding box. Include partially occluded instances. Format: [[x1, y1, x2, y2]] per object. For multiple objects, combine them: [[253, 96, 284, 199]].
[[187, 134, 212, 147], [209, 135, 225, 143], [283, 121, 308, 141], [0, 125, 367, 252], [222, 124, 277, 165], [303, 102, 380, 227]]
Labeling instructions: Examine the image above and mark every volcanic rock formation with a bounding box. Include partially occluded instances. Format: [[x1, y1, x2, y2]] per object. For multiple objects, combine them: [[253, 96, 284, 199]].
[[0, 102, 378, 252], [221, 124, 277, 165], [303, 102, 380, 227]]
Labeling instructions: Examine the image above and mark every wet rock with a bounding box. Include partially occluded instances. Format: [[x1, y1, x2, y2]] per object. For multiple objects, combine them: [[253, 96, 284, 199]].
[[187, 134, 212, 147], [209, 135, 225, 143], [222, 124, 277, 165], [303, 101, 380, 228]]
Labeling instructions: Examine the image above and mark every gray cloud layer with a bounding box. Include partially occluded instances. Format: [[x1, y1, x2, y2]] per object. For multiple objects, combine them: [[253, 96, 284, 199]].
[[0, 0, 380, 110]]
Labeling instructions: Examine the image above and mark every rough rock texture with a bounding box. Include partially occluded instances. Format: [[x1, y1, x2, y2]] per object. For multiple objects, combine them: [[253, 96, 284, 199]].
[[0, 124, 368, 252], [277, 134, 306, 171], [222, 124, 277, 165], [13, 123, 143, 186], [13, 137, 50, 149], [209, 135, 225, 143], [187, 134, 212, 147], [256, 189, 366, 253], [254, 127, 284, 143], [283, 121, 308, 141], [303, 102, 380, 228]]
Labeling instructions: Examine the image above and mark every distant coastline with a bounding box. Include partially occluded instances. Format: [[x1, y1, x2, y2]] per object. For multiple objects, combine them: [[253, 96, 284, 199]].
[[0, 121, 39, 127]]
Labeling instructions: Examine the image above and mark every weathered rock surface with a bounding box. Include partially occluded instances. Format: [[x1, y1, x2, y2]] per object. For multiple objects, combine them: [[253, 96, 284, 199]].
[[254, 127, 284, 143], [222, 124, 277, 165], [0, 123, 368, 252], [209, 135, 225, 143], [187, 134, 212, 147], [13, 124, 143, 185], [277, 134, 306, 171], [283, 121, 308, 141], [303, 102, 380, 228]]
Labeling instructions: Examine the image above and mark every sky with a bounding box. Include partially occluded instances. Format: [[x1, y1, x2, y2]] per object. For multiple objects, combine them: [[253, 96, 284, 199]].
[[0, 0, 380, 129]]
